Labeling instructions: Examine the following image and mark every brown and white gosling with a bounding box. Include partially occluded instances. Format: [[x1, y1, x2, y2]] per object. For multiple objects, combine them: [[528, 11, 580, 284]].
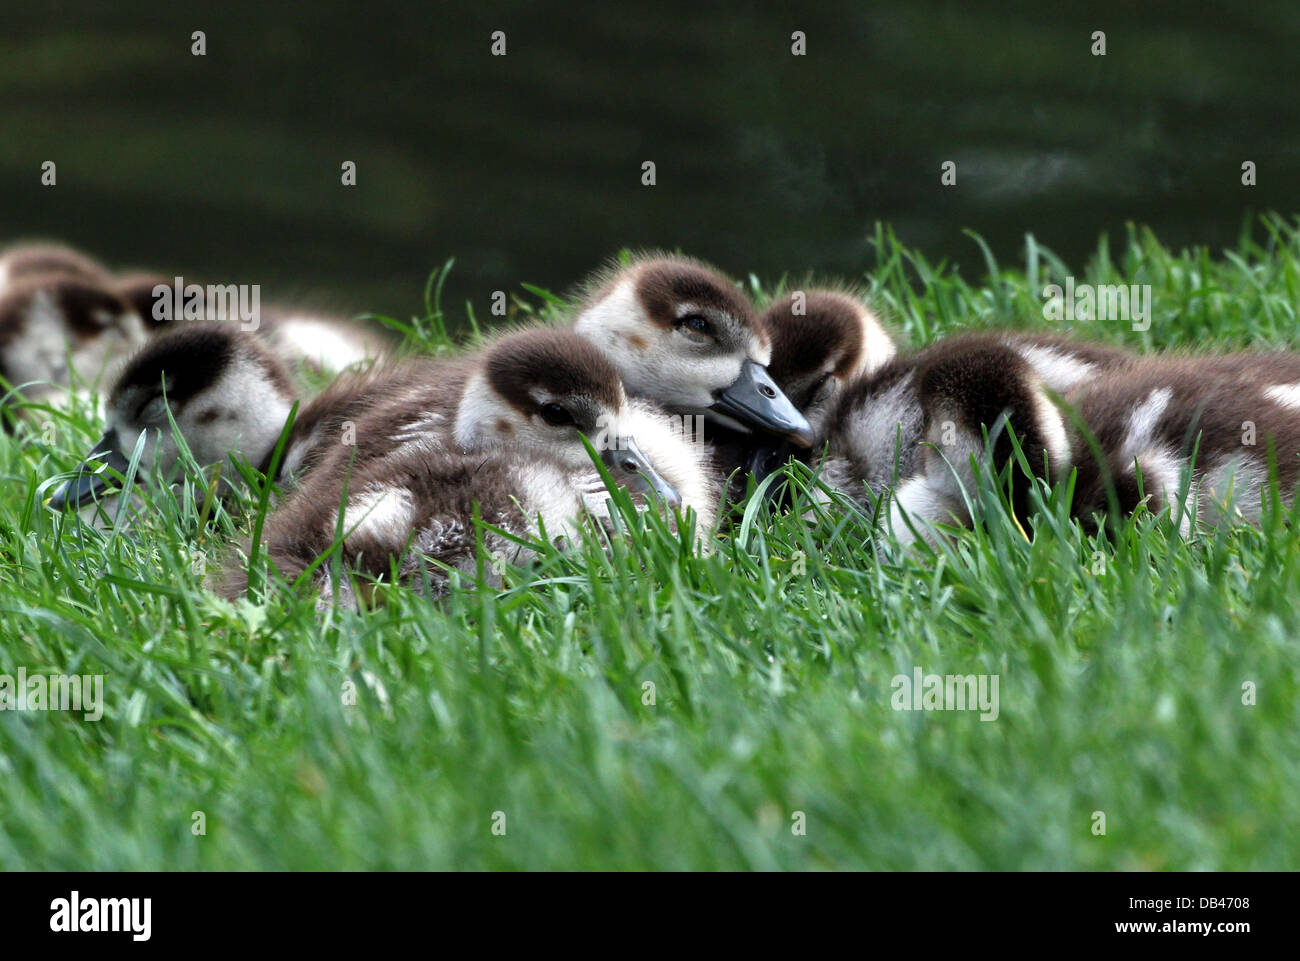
[[0, 241, 111, 294], [47, 323, 298, 512], [0, 275, 148, 418], [273, 260, 795, 500], [571, 254, 814, 447], [222, 339, 715, 602], [726, 288, 901, 486], [751, 290, 1136, 540], [49, 324, 714, 530], [783, 311, 1300, 539], [232, 405, 710, 604], [112, 271, 394, 375], [1046, 354, 1300, 532], [901, 345, 1300, 537]]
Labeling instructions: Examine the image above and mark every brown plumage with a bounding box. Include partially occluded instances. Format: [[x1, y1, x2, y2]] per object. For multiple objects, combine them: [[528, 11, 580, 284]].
[[674, 286, 897, 502], [571, 253, 812, 447], [281, 326, 716, 529], [112, 273, 175, 330], [735, 293, 1141, 538], [742, 284, 1133, 530], [1063, 356, 1300, 530], [227, 406, 716, 604], [0, 242, 111, 291], [0, 275, 147, 421], [296, 327, 634, 482], [864, 345, 1300, 538], [228, 447, 570, 603], [220, 330, 718, 602], [763, 289, 898, 426], [820, 330, 1135, 538]]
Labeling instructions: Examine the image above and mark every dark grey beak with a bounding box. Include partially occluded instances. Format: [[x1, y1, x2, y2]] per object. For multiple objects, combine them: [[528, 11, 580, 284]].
[[746, 443, 792, 484], [600, 437, 682, 509], [48, 429, 131, 510], [711, 359, 815, 447]]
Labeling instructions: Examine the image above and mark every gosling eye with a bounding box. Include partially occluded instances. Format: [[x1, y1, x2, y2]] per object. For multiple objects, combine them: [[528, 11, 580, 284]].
[[539, 403, 575, 427], [676, 314, 715, 343], [810, 372, 836, 404], [137, 395, 169, 423]]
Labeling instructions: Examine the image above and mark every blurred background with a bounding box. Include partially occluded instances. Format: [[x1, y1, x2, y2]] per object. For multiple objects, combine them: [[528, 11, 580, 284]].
[[2, 0, 1298, 324]]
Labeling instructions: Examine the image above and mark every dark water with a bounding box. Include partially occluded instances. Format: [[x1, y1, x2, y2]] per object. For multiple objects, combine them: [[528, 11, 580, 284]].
[[3, 1, 1298, 325]]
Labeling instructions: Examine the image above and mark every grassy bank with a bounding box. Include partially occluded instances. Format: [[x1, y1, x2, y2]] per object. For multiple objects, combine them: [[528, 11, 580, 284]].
[[2, 219, 1298, 869]]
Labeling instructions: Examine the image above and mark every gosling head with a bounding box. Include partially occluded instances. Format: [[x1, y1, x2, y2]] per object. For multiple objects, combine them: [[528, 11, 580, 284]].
[[48, 322, 297, 510], [740, 289, 897, 488], [0, 277, 147, 397], [113, 273, 176, 330], [572, 255, 814, 446], [761, 289, 897, 443], [454, 328, 681, 507], [0, 242, 111, 292]]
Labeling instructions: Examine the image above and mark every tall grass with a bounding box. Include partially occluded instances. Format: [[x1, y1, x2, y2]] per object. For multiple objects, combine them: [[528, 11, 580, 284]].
[[1, 219, 1298, 869]]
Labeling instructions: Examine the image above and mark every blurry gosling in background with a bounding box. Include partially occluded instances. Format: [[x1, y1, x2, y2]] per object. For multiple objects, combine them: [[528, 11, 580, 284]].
[[0, 241, 112, 294], [48, 323, 299, 511], [112, 271, 395, 376], [0, 275, 147, 418]]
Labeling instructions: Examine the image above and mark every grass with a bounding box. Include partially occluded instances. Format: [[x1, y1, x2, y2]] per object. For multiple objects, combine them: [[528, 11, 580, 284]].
[[2, 217, 1299, 870]]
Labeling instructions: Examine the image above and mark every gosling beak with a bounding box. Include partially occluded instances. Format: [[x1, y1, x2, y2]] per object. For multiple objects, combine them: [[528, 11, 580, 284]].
[[48, 429, 131, 510], [600, 437, 682, 509], [745, 442, 792, 484], [711, 359, 815, 447]]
